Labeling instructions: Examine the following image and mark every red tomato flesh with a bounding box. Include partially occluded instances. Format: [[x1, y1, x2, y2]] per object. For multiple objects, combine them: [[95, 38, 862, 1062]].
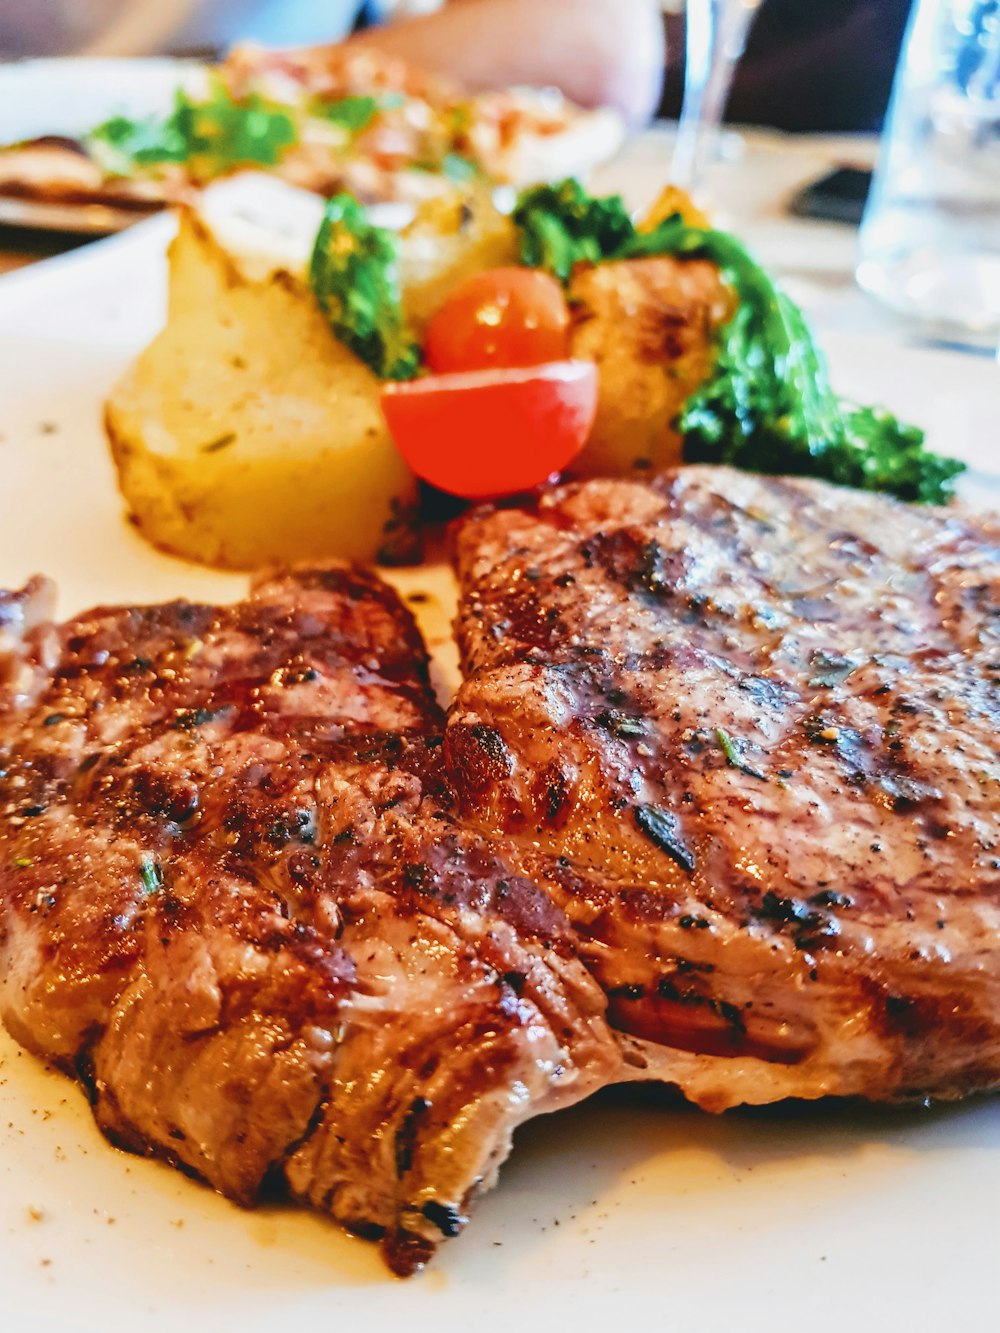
[[380, 360, 597, 499], [424, 266, 570, 373]]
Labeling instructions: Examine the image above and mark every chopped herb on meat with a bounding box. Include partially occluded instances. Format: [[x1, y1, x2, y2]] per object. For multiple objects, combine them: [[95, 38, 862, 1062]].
[[808, 650, 859, 688], [138, 852, 163, 896], [633, 803, 696, 873], [716, 727, 768, 781]]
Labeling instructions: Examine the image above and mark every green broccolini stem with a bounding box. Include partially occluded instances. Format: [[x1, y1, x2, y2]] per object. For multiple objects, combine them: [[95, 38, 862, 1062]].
[[512, 180, 964, 504]]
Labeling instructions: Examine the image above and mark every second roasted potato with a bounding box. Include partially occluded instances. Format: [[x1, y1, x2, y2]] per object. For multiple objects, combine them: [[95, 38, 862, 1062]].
[[567, 256, 732, 477]]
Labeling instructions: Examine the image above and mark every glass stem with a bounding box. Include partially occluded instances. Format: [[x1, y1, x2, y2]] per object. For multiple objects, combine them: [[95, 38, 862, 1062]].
[[671, 0, 761, 192]]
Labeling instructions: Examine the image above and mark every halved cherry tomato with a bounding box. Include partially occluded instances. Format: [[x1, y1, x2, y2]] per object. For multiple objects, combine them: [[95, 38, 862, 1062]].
[[380, 360, 597, 499], [424, 266, 570, 373]]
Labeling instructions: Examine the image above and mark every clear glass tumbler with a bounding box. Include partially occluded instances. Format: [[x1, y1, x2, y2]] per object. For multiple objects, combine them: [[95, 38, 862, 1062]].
[[856, 0, 1000, 347]]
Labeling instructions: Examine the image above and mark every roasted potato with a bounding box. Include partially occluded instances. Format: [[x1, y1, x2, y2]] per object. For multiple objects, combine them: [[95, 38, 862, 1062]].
[[398, 186, 519, 335], [106, 207, 418, 571], [567, 256, 733, 477]]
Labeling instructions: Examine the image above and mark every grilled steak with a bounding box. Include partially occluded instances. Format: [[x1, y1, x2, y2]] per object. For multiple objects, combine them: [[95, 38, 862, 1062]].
[[3, 467, 998, 1270], [0, 566, 619, 1274], [447, 466, 1000, 1111]]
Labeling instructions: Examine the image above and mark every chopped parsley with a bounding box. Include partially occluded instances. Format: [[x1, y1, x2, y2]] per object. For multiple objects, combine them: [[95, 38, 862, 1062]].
[[716, 727, 768, 781], [513, 179, 635, 283], [138, 852, 163, 897], [87, 77, 298, 181], [716, 727, 742, 767], [308, 193, 420, 381], [633, 803, 696, 874], [512, 179, 964, 504], [316, 95, 385, 134], [808, 650, 859, 688]]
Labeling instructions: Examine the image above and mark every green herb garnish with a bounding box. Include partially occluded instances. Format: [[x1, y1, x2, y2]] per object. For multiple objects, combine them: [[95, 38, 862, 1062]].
[[409, 150, 482, 182], [808, 650, 859, 688], [513, 179, 636, 283], [317, 92, 407, 133], [513, 180, 964, 504], [87, 77, 298, 180], [308, 193, 420, 381], [716, 727, 741, 767], [440, 152, 480, 185], [716, 727, 768, 781], [633, 803, 697, 874], [139, 852, 163, 896], [317, 95, 381, 134], [596, 709, 646, 739], [12, 856, 33, 869]]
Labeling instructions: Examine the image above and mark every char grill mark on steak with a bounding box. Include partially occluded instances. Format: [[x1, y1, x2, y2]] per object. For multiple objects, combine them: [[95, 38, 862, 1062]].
[[0, 565, 620, 1274], [447, 466, 1000, 1109]]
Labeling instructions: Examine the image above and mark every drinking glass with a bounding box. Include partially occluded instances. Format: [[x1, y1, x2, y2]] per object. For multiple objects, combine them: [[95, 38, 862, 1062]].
[[670, 0, 762, 193], [856, 0, 1000, 347]]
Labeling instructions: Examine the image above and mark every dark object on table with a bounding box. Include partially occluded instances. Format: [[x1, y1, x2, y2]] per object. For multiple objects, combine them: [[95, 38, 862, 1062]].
[[788, 165, 873, 225]]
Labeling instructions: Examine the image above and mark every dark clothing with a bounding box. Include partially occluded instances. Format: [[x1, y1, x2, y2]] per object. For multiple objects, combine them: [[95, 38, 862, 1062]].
[[661, 0, 914, 132]]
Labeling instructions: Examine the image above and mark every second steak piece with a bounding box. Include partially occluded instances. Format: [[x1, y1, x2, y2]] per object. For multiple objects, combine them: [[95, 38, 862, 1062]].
[[447, 466, 1000, 1111], [0, 567, 619, 1275]]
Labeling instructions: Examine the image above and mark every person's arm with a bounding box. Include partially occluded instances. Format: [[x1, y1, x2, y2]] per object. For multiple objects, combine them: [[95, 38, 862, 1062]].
[[350, 0, 665, 126]]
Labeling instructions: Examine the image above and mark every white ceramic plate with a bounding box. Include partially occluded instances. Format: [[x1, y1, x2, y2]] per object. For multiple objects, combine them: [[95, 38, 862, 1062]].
[[1, 219, 999, 1333], [0, 58, 198, 144]]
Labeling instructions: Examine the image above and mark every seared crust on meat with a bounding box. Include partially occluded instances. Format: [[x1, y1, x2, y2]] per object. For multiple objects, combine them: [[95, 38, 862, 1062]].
[[448, 466, 1000, 1110], [0, 565, 619, 1274]]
